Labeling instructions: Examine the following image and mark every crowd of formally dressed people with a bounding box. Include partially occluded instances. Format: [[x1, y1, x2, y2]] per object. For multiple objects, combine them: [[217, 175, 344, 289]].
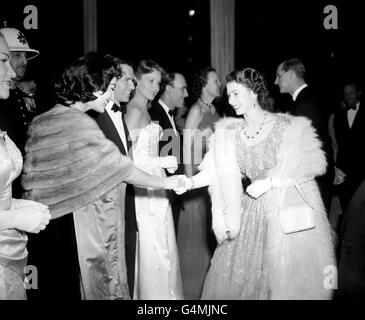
[[1, 25, 364, 300]]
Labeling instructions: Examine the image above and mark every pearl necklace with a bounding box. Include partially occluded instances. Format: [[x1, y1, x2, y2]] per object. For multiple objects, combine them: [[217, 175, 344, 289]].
[[243, 113, 268, 139], [199, 98, 215, 113]]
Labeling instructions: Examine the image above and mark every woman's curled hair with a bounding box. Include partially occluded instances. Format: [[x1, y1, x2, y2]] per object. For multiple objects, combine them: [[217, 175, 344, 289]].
[[54, 52, 123, 105], [191, 67, 216, 101], [226, 67, 272, 111], [134, 59, 165, 80]]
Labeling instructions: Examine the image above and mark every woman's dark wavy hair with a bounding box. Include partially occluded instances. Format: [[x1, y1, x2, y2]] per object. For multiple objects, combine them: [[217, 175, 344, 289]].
[[54, 52, 123, 105], [191, 67, 216, 101], [226, 67, 272, 111], [134, 59, 165, 80]]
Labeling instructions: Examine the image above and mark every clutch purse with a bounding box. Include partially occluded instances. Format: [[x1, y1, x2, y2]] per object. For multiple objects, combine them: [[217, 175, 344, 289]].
[[278, 181, 315, 234]]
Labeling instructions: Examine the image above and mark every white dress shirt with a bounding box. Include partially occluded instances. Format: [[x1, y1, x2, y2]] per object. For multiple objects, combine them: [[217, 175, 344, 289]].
[[347, 101, 360, 128], [158, 99, 178, 135], [105, 101, 128, 152], [292, 83, 308, 101]]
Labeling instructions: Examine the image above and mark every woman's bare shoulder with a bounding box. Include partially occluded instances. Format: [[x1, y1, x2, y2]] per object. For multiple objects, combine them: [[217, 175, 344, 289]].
[[185, 103, 203, 128]]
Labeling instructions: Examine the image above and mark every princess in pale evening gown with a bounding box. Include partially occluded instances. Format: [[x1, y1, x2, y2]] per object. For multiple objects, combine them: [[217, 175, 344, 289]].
[[179, 68, 335, 299]]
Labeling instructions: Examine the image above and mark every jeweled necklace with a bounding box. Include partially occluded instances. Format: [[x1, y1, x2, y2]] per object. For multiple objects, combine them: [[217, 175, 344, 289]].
[[199, 98, 215, 113], [243, 113, 268, 139]]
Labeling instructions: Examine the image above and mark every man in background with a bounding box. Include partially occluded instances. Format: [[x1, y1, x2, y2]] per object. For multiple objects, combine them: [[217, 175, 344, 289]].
[[275, 58, 333, 212], [149, 72, 188, 234]]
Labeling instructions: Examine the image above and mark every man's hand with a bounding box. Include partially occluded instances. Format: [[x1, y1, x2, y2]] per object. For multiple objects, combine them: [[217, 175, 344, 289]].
[[333, 166, 346, 185]]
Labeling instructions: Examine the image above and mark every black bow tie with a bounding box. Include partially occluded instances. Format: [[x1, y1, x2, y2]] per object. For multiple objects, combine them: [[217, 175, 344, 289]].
[[346, 105, 357, 111], [168, 109, 174, 117], [112, 103, 127, 114]]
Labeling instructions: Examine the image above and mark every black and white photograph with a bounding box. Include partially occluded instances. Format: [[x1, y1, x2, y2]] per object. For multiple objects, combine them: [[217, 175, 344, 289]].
[[0, 0, 364, 311]]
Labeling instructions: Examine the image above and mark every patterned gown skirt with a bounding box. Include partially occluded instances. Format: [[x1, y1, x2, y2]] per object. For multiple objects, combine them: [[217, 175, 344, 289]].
[[0, 264, 27, 300], [201, 194, 270, 300]]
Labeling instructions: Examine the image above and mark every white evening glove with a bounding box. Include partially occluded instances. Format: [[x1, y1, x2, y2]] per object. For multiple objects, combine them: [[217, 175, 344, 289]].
[[159, 156, 178, 173], [174, 175, 193, 195], [0, 200, 51, 233], [246, 178, 271, 199], [246, 176, 297, 199]]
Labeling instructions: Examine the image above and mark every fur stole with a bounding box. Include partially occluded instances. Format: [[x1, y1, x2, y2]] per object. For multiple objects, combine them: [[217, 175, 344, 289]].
[[199, 117, 244, 243], [21, 105, 134, 219]]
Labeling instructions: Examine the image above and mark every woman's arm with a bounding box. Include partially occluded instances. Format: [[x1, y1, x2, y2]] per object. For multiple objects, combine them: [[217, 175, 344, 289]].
[[126, 106, 178, 171], [182, 169, 211, 190], [183, 105, 202, 177], [125, 167, 183, 190], [246, 175, 313, 199]]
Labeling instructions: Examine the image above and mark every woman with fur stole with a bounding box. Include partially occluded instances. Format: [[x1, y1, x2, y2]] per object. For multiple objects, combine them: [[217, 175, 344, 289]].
[[21, 52, 183, 300], [178, 68, 336, 299]]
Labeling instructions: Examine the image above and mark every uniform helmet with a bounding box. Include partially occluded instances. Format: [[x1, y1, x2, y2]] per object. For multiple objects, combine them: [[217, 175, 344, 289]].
[[0, 27, 39, 60]]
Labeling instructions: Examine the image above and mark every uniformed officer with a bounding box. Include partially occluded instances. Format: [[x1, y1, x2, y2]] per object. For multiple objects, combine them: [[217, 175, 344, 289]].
[[0, 24, 40, 197]]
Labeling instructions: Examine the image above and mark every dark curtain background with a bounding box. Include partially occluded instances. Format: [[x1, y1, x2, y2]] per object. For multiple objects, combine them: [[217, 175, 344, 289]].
[[1, 0, 363, 113]]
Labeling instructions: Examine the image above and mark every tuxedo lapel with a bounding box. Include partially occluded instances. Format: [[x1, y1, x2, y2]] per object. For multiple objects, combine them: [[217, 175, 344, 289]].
[[94, 111, 128, 156], [122, 116, 133, 158], [149, 102, 183, 175], [89, 109, 137, 299], [154, 102, 174, 131], [349, 103, 364, 133]]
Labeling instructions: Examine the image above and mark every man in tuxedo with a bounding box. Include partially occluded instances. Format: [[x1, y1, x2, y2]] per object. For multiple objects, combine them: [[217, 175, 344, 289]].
[[275, 58, 323, 132], [149, 72, 188, 234], [275, 58, 333, 211], [330, 82, 364, 210], [90, 56, 138, 298], [333, 82, 365, 299]]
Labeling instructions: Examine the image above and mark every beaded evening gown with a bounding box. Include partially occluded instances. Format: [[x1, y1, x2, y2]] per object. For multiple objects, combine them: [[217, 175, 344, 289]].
[[0, 131, 27, 300], [201, 115, 288, 299], [133, 122, 183, 300], [177, 107, 220, 299]]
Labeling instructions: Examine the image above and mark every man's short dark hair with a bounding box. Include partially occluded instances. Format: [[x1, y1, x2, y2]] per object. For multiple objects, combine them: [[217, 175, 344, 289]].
[[160, 72, 177, 94], [104, 54, 132, 79], [342, 80, 360, 91], [281, 58, 306, 80]]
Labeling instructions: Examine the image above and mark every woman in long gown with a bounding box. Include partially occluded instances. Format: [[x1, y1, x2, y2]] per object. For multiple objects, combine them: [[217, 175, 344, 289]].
[[179, 67, 336, 299], [0, 34, 50, 300], [125, 60, 183, 299], [179, 67, 221, 299]]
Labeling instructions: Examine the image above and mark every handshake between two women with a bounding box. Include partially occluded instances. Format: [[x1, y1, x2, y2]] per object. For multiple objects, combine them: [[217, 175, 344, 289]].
[[163, 154, 286, 199], [153, 155, 194, 194]]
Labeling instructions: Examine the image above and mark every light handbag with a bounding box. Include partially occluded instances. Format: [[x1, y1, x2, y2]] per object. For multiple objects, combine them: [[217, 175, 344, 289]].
[[278, 181, 316, 234]]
